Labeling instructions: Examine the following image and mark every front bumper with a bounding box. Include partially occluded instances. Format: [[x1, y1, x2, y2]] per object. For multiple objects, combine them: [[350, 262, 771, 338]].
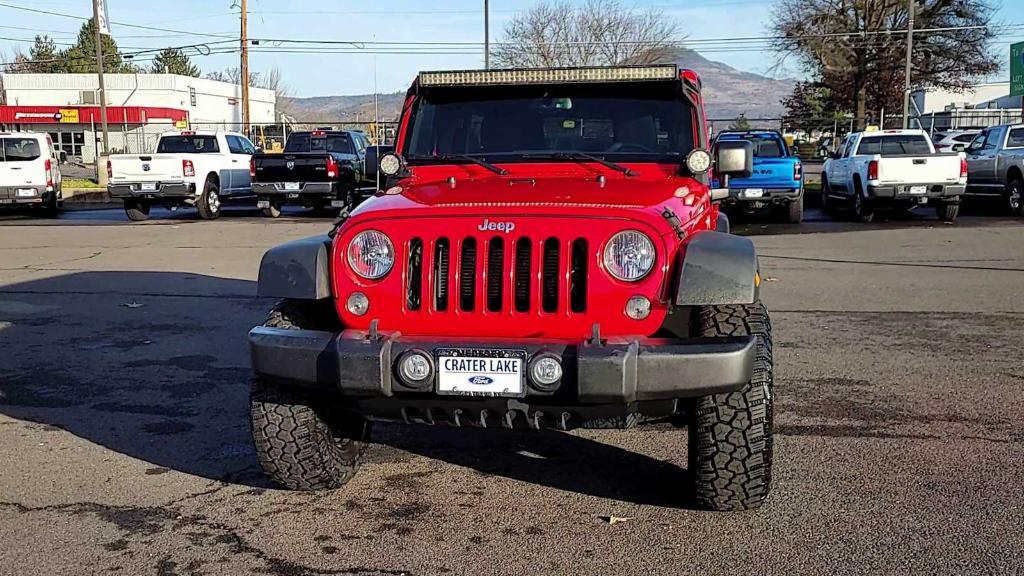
[[249, 327, 755, 411], [0, 185, 51, 205], [253, 182, 336, 197], [108, 182, 195, 199], [867, 183, 965, 201]]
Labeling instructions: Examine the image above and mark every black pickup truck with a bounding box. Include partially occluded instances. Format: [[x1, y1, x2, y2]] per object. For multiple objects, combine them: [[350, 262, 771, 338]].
[[250, 130, 378, 217]]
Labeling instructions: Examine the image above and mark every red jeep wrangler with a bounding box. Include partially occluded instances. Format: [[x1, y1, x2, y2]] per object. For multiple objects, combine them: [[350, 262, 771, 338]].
[[248, 66, 772, 511]]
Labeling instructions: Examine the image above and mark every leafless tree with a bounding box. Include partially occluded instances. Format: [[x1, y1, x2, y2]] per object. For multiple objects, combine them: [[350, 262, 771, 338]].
[[205, 66, 295, 115], [492, 0, 682, 68]]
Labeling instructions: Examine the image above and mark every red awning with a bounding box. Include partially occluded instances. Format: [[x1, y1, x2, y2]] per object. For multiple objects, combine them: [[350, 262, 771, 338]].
[[0, 105, 189, 125]]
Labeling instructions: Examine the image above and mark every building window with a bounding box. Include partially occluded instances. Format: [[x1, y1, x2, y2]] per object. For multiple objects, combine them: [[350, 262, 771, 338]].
[[189, 87, 196, 107], [80, 91, 97, 105]]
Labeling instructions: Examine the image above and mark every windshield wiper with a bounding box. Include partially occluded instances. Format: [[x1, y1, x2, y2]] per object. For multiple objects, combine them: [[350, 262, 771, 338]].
[[432, 153, 508, 175], [524, 152, 637, 177]]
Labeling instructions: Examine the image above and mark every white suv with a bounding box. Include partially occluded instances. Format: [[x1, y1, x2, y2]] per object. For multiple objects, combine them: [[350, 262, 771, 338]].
[[0, 132, 62, 217]]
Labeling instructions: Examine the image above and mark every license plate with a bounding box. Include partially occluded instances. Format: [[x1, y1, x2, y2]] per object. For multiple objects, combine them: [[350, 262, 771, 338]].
[[284, 182, 301, 191], [436, 349, 526, 397], [256, 200, 270, 208], [286, 193, 299, 199], [330, 200, 346, 208], [16, 189, 36, 197], [140, 183, 157, 191], [0, 199, 11, 204], [918, 197, 928, 205], [743, 188, 765, 198], [909, 186, 927, 195]]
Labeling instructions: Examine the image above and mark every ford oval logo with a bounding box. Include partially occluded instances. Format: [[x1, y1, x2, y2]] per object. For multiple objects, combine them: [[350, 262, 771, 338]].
[[468, 376, 494, 386]]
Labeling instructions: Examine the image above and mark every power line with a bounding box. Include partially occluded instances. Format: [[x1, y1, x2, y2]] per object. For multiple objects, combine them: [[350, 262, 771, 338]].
[[0, 1, 236, 39]]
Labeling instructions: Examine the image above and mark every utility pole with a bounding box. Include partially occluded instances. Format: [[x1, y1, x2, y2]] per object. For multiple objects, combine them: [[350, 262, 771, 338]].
[[902, 0, 915, 129], [240, 0, 251, 135], [484, 0, 490, 69], [92, 0, 110, 165]]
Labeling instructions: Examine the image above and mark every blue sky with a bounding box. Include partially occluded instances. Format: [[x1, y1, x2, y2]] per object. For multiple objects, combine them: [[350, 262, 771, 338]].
[[2, 0, 1023, 96]]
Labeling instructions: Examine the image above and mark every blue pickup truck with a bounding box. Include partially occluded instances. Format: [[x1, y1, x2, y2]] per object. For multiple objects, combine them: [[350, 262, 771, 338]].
[[713, 130, 805, 222]]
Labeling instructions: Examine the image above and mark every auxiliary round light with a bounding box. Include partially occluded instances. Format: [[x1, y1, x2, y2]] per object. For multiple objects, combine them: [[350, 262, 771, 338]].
[[347, 230, 395, 279], [624, 295, 652, 320], [378, 153, 404, 176], [603, 230, 656, 282], [686, 149, 712, 174], [399, 350, 433, 384], [529, 354, 563, 389], [346, 292, 370, 316]]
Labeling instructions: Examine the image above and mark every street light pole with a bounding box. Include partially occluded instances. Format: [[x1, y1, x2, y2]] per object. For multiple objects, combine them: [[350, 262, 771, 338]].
[[240, 0, 251, 135], [902, 0, 915, 129], [484, 0, 490, 69], [92, 0, 109, 163]]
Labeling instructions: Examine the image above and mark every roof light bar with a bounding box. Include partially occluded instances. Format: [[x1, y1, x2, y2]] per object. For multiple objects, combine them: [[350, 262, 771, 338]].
[[418, 65, 679, 87]]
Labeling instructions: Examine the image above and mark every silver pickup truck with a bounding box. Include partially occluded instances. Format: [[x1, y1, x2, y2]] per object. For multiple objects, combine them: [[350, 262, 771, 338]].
[[964, 123, 1024, 215]]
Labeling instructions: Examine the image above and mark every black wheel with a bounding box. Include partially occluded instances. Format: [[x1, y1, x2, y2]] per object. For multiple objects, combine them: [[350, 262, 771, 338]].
[[687, 302, 774, 511], [786, 193, 804, 223], [196, 178, 221, 220], [852, 187, 874, 223], [251, 300, 368, 491], [1006, 177, 1023, 216], [820, 178, 835, 216], [261, 199, 282, 218], [936, 202, 960, 222], [124, 199, 150, 222], [40, 194, 59, 218]]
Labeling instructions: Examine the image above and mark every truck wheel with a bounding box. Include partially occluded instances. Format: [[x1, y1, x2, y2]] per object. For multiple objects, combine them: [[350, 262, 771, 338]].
[[786, 193, 804, 223], [687, 302, 774, 511], [124, 200, 150, 222], [261, 199, 282, 218], [820, 179, 835, 215], [250, 300, 368, 491], [196, 179, 221, 220], [937, 202, 960, 222], [1007, 177, 1023, 216], [852, 190, 874, 223], [41, 194, 59, 218]]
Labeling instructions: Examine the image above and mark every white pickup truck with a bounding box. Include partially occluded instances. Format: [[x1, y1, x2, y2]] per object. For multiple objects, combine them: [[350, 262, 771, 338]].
[[822, 129, 967, 222], [107, 130, 258, 221]]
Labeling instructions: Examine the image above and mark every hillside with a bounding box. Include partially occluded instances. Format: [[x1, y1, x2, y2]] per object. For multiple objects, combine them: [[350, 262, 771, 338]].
[[282, 50, 793, 124]]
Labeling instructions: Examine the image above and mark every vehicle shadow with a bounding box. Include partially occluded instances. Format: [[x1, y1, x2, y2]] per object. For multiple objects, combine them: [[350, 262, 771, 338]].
[[0, 270, 694, 506]]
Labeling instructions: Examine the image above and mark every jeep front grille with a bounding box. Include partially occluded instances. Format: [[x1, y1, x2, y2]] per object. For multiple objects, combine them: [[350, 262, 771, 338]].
[[405, 235, 589, 316]]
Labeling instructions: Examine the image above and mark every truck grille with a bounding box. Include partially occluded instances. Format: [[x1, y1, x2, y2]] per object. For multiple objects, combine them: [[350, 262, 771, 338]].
[[405, 235, 589, 316]]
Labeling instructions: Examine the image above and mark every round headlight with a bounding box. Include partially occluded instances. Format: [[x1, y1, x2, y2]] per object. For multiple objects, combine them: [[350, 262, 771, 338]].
[[603, 230, 655, 282], [378, 153, 404, 176], [347, 230, 394, 279], [686, 149, 712, 174]]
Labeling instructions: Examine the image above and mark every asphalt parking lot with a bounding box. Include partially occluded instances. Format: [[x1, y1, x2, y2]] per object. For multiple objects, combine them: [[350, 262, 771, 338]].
[[1, 205, 1023, 576]]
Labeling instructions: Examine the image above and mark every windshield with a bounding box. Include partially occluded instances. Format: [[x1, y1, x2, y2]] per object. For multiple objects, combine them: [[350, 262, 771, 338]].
[[286, 133, 355, 154], [857, 135, 931, 156], [157, 135, 220, 154], [404, 82, 696, 165]]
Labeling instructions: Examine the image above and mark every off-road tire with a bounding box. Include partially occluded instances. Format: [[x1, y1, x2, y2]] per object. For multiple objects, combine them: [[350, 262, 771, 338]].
[[261, 199, 282, 218], [687, 302, 774, 511], [251, 299, 367, 491], [196, 178, 221, 220], [936, 202, 960, 223], [124, 199, 150, 222], [1006, 177, 1023, 216], [786, 193, 804, 223]]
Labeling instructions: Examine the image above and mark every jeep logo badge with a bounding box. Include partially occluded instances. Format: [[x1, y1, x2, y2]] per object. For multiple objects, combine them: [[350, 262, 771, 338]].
[[468, 376, 494, 385], [142, 163, 150, 172], [286, 161, 295, 170], [477, 218, 515, 233]]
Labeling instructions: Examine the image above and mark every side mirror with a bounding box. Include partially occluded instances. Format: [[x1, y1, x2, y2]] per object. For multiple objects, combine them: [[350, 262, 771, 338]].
[[715, 140, 753, 178], [364, 145, 394, 180], [254, 147, 264, 154]]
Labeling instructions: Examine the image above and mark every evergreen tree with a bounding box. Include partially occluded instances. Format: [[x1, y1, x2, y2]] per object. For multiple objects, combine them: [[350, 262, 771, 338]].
[[150, 48, 200, 77]]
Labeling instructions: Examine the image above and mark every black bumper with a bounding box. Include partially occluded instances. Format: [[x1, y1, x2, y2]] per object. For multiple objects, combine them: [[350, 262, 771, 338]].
[[727, 188, 802, 203], [0, 185, 52, 205], [867, 183, 965, 201], [108, 182, 194, 199], [253, 182, 336, 197], [248, 327, 756, 405]]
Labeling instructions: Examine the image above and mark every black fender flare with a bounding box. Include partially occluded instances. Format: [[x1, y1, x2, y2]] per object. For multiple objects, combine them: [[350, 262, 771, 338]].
[[675, 231, 759, 306], [256, 235, 333, 300]]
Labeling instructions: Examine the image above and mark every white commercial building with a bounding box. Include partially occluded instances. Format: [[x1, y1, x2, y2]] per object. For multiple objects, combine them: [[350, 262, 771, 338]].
[[0, 73, 276, 162]]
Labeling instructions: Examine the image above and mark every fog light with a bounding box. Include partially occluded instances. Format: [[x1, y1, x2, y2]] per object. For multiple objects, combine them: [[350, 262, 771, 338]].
[[625, 295, 651, 320], [399, 351, 433, 384], [346, 292, 369, 316], [529, 354, 563, 390]]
